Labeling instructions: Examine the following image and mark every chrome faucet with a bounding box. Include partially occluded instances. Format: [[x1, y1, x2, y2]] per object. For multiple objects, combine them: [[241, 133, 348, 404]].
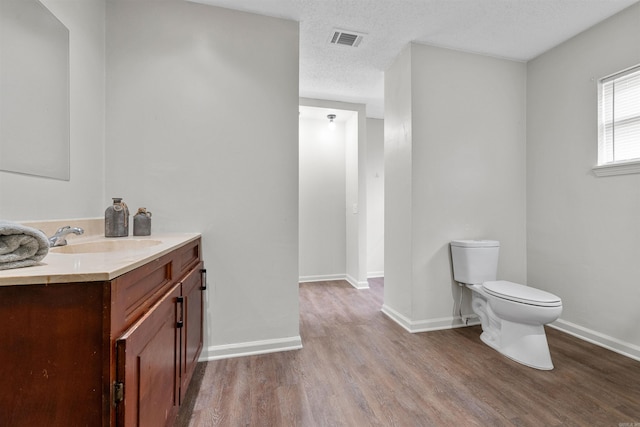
[[48, 226, 84, 247]]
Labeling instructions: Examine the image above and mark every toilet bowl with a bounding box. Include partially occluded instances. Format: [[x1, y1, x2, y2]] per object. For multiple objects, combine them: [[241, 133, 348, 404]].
[[450, 240, 563, 370]]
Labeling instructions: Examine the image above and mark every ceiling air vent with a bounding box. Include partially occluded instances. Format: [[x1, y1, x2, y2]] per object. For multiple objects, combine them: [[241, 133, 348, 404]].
[[329, 29, 365, 47]]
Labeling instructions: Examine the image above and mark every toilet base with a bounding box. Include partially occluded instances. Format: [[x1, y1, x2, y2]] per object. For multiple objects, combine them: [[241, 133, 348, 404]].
[[468, 284, 557, 370], [482, 320, 554, 370]]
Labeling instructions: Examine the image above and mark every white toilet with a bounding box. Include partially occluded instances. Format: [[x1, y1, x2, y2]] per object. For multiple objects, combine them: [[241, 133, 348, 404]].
[[450, 240, 562, 370]]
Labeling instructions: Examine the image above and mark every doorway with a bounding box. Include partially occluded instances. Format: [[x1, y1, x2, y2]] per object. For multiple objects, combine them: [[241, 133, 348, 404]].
[[298, 103, 368, 288]]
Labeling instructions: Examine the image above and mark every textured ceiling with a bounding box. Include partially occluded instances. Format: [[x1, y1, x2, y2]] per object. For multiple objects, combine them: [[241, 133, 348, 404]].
[[189, 0, 639, 118]]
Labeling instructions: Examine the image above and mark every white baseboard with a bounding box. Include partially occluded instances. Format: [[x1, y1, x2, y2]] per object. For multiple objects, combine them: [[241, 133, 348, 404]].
[[299, 274, 346, 283], [299, 274, 369, 289], [346, 274, 370, 289], [549, 319, 640, 362], [381, 304, 479, 333], [380, 309, 640, 363], [367, 271, 384, 279], [200, 335, 303, 361]]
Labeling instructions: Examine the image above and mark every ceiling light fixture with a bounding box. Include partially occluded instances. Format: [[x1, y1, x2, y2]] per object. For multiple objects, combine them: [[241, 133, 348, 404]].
[[327, 114, 336, 130]]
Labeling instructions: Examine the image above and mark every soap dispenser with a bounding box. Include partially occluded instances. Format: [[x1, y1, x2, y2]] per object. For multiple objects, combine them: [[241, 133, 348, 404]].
[[133, 208, 152, 236], [105, 198, 129, 237]]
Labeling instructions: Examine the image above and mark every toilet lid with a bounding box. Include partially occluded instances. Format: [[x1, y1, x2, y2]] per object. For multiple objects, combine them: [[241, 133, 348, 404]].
[[450, 239, 500, 248], [483, 280, 562, 307]]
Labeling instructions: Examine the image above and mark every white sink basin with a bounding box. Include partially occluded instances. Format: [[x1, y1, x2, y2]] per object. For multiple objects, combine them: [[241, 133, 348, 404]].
[[51, 239, 162, 254]]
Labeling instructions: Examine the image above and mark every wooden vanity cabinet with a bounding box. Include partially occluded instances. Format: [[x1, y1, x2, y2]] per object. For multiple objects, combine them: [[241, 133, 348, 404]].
[[0, 237, 205, 427]]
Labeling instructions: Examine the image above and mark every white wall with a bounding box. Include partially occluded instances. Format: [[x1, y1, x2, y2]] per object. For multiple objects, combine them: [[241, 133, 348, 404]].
[[366, 118, 384, 277], [0, 0, 105, 220], [299, 116, 347, 280], [384, 43, 527, 332], [345, 111, 364, 287], [527, 3, 640, 358], [106, 0, 301, 358], [384, 45, 414, 319]]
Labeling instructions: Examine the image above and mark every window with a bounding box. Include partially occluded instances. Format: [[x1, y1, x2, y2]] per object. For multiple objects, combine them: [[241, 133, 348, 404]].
[[595, 64, 640, 176]]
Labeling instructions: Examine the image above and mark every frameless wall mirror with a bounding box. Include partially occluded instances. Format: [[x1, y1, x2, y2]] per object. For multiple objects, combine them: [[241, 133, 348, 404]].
[[0, 0, 70, 180]]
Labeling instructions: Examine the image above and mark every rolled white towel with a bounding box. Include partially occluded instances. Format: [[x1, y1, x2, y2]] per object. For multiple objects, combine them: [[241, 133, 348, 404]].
[[0, 220, 49, 270]]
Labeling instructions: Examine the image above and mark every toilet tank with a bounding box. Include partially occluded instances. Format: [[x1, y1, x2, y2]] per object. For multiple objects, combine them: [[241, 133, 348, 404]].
[[450, 240, 500, 285]]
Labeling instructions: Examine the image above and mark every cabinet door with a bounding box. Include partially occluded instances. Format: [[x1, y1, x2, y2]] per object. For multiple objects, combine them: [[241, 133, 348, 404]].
[[116, 282, 181, 427], [179, 261, 205, 403]]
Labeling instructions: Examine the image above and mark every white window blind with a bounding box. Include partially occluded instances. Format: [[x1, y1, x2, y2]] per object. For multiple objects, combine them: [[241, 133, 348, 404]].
[[598, 64, 640, 165]]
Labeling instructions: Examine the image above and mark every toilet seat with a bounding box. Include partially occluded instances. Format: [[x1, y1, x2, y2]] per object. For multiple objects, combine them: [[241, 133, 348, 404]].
[[483, 280, 562, 307]]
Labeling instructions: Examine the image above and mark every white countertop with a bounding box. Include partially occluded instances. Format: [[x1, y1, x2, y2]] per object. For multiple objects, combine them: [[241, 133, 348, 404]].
[[0, 231, 200, 286]]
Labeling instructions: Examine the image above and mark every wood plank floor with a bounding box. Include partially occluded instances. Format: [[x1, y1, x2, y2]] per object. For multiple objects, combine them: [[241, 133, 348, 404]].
[[176, 278, 640, 426]]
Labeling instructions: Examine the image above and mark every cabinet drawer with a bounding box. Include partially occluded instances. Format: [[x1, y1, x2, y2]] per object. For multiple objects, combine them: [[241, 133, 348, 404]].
[[174, 239, 201, 280], [111, 257, 173, 333], [110, 238, 200, 336]]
